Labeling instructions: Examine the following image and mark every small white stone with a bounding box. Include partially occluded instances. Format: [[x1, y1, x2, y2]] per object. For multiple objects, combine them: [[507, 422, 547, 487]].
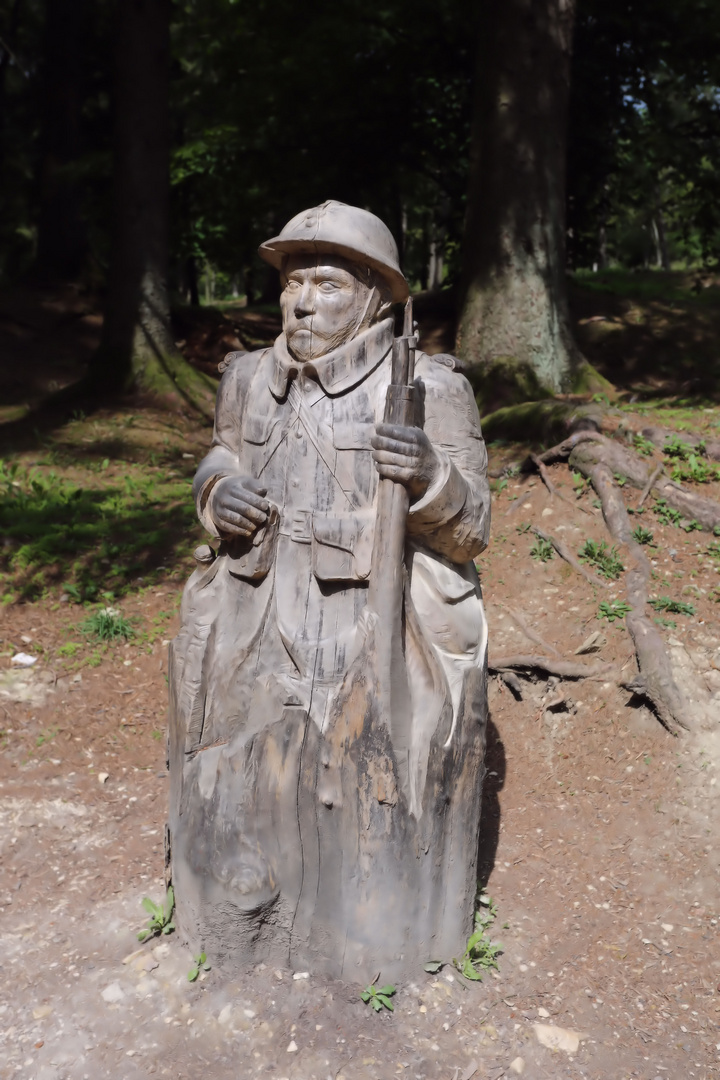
[[292, 971, 309, 980], [510, 1058, 525, 1076], [662, 923, 674, 932], [98, 772, 109, 785], [101, 982, 125, 1004], [11, 652, 37, 667], [541, 507, 554, 518], [218, 1004, 233, 1025], [538, 1007, 550, 1018], [286, 1040, 298, 1053]]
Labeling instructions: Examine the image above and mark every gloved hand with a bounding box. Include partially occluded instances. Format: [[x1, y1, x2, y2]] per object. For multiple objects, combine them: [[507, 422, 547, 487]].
[[371, 423, 441, 501], [209, 476, 270, 537]]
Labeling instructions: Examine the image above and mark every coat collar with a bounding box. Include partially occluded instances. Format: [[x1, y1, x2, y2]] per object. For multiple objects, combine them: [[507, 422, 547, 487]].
[[268, 318, 394, 398]]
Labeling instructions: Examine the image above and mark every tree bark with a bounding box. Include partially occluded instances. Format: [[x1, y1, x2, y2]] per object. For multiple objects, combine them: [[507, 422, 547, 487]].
[[89, 0, 214, 413], [456, 0, 588, 404]]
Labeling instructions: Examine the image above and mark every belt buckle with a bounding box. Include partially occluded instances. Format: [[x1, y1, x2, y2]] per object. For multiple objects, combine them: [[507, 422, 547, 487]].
[[290, 508, 312, 544]]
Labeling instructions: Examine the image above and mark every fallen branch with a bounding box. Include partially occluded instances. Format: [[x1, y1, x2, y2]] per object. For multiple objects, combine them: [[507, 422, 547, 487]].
[[568, 455, 689, 733], [488, 654, 612, 680], [636, 463, 663, 510], [505, 604, 563, 657], [530, 526, 609, 589]]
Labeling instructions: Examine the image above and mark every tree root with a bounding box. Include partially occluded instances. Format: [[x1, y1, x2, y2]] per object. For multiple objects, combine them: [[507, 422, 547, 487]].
[[537, 428, 720, 534], [568, 459, 689, 733], [488, 654, 612, 680], [637, 424, 720, 463], [530, 526, 609, 589]]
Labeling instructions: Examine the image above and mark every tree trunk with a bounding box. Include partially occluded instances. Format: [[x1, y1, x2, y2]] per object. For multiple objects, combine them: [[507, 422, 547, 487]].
[[33, 0, 88, 282], [88, 0, 214, 414], [456, 0, 589, 406]]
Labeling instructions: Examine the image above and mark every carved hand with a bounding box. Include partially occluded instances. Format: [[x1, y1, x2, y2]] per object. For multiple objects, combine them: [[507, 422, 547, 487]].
[[371, 423, 441, 500], [209, 476, 269, 537]]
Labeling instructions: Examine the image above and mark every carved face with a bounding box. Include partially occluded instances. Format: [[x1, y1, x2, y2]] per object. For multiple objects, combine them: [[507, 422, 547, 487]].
[[280, 254, 378, 363]]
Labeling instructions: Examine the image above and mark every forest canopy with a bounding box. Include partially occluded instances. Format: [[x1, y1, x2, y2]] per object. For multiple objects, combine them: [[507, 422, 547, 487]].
[[2, 0, 720, 301]]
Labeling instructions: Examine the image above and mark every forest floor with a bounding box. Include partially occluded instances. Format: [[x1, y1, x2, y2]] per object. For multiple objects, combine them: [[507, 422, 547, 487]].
[[0, 275, 719, 1080]]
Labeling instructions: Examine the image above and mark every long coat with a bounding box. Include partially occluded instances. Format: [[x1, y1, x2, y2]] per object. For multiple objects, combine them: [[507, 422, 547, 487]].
[[168, 316, 491, 976]]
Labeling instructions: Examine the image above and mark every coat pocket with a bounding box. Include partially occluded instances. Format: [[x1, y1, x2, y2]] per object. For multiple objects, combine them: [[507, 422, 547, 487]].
[[243, 411, 279, 445], [311, 511, 373, 582], [332, 421, 375, 450], [224, 505, 279, 580]]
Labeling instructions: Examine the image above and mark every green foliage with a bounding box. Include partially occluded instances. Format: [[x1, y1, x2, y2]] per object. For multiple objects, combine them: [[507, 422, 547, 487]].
[[631, 525, 655, 545], [706, 541, 720, 560], [633, 434, 656, 457], [80, 607, 135, 642], [453, 893, 503, 981], [0, 458, 199, 602], [57, 642, 82, 657], [578, 539, 625, 580], [648, 596, 696, 616], [530, 537, 554, 563], [597, 600, 632, 622], [653, 499, 683, 527], [653, 616, 677, 628], [682, 518, 702, 533], [668, 454, 718, 484], [515, 522, 532, 534], [360, 982, 396, 1013], [663, 435, 696, 459], [138, 887, 175, 943], [188, 952, 211, 982]]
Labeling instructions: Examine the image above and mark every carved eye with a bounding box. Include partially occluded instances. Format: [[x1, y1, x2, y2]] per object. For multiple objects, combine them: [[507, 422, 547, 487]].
[[284, 280, 301, 292], [318, 280, 340, 291]]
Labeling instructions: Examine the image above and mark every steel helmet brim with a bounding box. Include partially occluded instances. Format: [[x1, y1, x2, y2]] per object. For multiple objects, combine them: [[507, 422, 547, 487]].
[[259, 237, 409, 304]]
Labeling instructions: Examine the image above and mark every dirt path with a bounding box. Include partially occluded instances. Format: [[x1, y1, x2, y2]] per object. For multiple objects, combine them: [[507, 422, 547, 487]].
[[2, 439, 720, 1079]]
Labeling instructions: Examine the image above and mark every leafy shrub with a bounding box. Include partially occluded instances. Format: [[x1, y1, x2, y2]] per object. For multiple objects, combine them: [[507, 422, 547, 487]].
[[579, 539, 625, 580]]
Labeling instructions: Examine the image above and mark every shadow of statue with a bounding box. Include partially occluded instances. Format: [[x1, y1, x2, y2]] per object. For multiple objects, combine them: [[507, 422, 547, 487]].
[[477, 711, 506, 891]]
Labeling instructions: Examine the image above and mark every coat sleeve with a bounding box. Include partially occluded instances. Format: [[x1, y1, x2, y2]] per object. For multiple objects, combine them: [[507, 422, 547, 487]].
[[191, 357, 250, 537], [406, 360, 490, 564]]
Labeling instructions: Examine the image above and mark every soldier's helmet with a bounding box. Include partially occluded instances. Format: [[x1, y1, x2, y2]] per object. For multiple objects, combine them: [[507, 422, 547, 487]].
[[258, 200, 409, 303]]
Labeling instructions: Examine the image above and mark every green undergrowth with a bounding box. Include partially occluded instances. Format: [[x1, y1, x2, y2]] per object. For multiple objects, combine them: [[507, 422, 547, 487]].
[[0, 456, 202, 603]]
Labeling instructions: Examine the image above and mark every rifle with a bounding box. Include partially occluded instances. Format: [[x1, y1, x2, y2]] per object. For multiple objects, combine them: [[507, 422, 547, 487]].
[[366, 297, 416, 785]]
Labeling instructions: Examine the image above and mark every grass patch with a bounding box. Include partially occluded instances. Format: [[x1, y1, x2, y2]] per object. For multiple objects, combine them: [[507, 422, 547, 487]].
[[530, 537, 554, 563], [80, 607, 135, 642], [648, 596, 696, 616], [0, 457, 201, 603], [598, 600, 632, 622], [579, 539, 625, 580]]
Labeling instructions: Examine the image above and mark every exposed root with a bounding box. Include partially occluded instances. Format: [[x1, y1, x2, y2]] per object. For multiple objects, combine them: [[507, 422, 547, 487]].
[[536, 428, 720, 534], [529, 452, 586, 513], [488, 654, 612, 680], [497, 670, 524, 698], [637, 424, 720, 463], [504, 605, 563, 657], [530, 526, 609, 589], [568, 458, 689, 733]]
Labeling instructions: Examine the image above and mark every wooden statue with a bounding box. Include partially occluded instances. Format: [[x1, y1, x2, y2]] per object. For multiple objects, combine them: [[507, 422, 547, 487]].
[[168, 201, 491, 982]]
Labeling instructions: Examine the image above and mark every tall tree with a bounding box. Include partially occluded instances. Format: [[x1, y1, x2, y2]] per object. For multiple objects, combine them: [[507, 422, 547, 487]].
[[89, 0, 214, 412], [33, 0, 89, 281], [456, 0, 600, 404]]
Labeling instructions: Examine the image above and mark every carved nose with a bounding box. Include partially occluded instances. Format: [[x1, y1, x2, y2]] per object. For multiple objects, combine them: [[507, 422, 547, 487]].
[[294, 284, 315, 317]]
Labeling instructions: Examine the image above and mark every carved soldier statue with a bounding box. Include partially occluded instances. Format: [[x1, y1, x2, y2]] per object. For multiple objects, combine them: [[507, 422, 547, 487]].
[[168, 201, 490, 981]]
